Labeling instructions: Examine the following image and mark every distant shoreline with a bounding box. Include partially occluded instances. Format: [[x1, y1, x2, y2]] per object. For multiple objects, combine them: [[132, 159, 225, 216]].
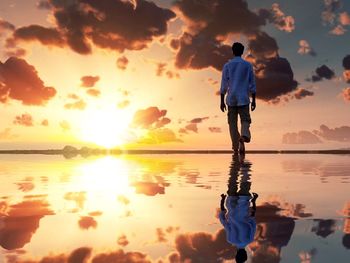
[[0, 149, 349, 155]]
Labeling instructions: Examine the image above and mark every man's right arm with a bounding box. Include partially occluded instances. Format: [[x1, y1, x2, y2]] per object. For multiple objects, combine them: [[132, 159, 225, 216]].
[[220, 64, 228, 112]]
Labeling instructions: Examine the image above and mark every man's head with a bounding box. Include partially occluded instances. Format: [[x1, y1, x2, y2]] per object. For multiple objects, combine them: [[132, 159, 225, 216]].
[[235, 248, 248, 263], [232, 42, 244, 56]]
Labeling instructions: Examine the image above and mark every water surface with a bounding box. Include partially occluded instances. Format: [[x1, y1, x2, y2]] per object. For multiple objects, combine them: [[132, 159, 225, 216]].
[[0, 154, 349, 262]]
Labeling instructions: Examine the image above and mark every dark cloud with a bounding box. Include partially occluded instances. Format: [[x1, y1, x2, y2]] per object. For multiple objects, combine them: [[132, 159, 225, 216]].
[[13, 0, 175, 54], [0, 57, 56, 105], [13, 113, 34, 127], [314, 124, 350, 142], [180, 116, 209, 134], [172, 0, 299, 103], [132, 106, 170, 129], [78, 216, 97, 230], [0, 18, 15, 32], [341, 87, 350, 102], [185, 123, 198, 133], [342, 55, 350, 83], [117, 234, 129, 247], [86, 88, 101, 97], [208, 127, 222, 133], [13, 25, 65, 46], [190, 117, 209, 123], [116, 56, 129, 70], [310, 64, 335, 82], [169, 229, 236, 263], [0, 199, 53, 250], [37, 0, 52, 10], [293, 88, 314, 100], [322, 0, 342, 25], [312, 219, 336, 238], [282, 131, 322, 144], [90, 249, 152, 263], [80, 75, 100, 88]]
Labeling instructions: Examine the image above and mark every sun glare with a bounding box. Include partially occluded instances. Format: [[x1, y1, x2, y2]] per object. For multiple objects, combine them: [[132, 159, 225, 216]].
[[80, 107, 134, 148]]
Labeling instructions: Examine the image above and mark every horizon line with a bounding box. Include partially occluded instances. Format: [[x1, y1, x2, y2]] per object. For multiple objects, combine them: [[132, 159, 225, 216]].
[[0, 149, 349, 155]]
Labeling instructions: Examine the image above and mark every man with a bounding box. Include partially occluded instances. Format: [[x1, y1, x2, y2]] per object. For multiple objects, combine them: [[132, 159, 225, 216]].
[[220, 42, 256, 153]]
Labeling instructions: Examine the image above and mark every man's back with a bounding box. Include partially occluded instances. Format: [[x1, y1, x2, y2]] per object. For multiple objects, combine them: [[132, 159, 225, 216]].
[[220, 57, 256, 106]]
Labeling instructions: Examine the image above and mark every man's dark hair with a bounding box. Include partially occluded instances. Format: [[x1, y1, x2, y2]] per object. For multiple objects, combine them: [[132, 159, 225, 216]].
[[232, 42, 244, 56], [235, 248, 248, 263]]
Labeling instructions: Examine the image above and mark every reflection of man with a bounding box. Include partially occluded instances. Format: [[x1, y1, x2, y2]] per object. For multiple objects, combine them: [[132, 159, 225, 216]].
[[220, 42, 256, 153], [219, 154, 258, 263]]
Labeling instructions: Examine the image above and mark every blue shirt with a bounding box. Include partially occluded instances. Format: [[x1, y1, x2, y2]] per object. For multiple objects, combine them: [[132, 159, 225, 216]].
[[220, 57, 256, 106], [219, 196, 256, 248]]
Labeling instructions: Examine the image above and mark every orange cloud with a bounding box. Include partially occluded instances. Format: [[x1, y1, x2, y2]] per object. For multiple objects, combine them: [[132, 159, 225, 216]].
[[78, 216, 97, 230], [64, 99, 87, 110], [13, 113, 34, 127], [41, 119, 49, 126], [0, 199, 53, 250], [86, 88, 101, 97], [0, 57, 56, 105], [116, 56, 129, 70], [341, 87, 350, 102], [132, 106, 170, 129], [117, 234, 129, 247], [117, 100, 130, 109], [81, 76, 100, 88]]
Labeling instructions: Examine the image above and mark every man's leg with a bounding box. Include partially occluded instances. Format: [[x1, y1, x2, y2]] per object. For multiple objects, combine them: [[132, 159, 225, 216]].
[[238, 105, 252, 143], [228, 106, 240, 151]]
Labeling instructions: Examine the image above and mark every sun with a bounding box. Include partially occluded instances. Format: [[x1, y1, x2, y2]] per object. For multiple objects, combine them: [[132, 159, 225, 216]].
[[79, 106, 134, 148]]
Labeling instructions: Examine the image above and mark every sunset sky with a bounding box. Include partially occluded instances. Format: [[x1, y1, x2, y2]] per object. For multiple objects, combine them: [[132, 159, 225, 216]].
[[0, 0, 349, 150]]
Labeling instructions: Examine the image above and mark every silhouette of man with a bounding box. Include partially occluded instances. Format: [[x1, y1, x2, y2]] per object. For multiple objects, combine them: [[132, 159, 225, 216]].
[[220, 42, 256, 153], [219, 154, 258, 263]]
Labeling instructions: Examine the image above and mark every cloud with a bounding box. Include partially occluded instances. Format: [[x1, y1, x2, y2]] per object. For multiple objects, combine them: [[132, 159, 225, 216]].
[[0, 199, 53, 250], [0, 128, 17, 140], [13, 113, 34, 127], [310, 64, 335, 82], [132, 106, 170, 129], [263, 3, 295, 32], [208, 127, 222, 133], [341, 87, 350, 102], [298, 40, 317, 56], [282, 131, 322, 144], [13, 25, 65, 46], [339, 12, 350, 25], [12, 0, 175, 54], [89, 249, 152, 263], [41, 119, 49, 126], [117, 234, 129, 247], [330, 24, 346, 35], [78, 216, 97, 230], [116, 56, 129, 70], [117, 100, 130, 109], [131, 182, 166, 196], [293, 88, 314, 100], [64, 99, 86, 110], [80, 75, 100, 88], [117, 195, 130, 205], [342, 55, 350, 83], [64, 192, 86, 210], [0, 57, 56, 105], [138, 128, 182, 144], [312, 219, 336, 238], [314, 124, 350, 142], [60, 120, 71, 131], [322, 0, 342, 25], [169, 229, 236, 263], [0, 18, 15, 32], [86, 88, 101, 97], [180, 116, 209, 134], [156, 63, 180, 79]]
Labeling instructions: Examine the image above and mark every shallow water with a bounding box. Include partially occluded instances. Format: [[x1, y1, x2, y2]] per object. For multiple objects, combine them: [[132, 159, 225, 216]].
[[0, 154, 349, 262]]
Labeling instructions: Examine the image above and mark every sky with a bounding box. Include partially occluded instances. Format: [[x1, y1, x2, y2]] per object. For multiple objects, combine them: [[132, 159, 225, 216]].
[[0, 0, 349, 150]]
